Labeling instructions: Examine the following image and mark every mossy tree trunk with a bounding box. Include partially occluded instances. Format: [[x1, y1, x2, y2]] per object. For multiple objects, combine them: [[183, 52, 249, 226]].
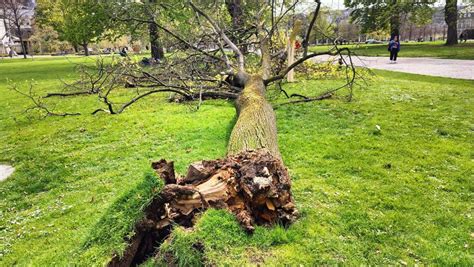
[[227, 75, 280, 158], [149, 0, 165, 60]]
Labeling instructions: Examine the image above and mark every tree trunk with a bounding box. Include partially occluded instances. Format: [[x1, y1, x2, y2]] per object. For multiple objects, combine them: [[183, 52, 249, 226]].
[[257, 20, 272, 79], [149, 22, 164, 60], [390, 17, 400, 38], [227, 75, 280, 157], [286, 39, 296, 82], [225, 0, 248, 54], [148, 0, 164, 60], [287, 20, 302, 82], [409, 23, 413, 41], [83, 43, 89, 56], [109, 75, 297, 266], [16, 26, 27, 59], [225, 0, 243, 30], [445, 0, 458, 45], [389, 0, 400, 38]]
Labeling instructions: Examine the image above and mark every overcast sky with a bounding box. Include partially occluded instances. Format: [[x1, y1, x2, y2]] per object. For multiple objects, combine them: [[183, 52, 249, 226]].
[[320, 0, 346, 9], [304, 0, 461, 10]]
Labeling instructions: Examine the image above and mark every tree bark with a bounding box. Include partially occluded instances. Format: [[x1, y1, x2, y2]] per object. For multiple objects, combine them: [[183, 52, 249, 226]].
[[390, 16, 400, 37], [225, 0, 247, 54], [445, 0, 458, 45], [257, 24, 272, 80], [16, 26, 27, 59], [227, 75, 280, 157], [225, 0, 243, 30], [408, 23, 413, 41], [83, 43, 89, 56], [149, 22, 164, 60], [148, 0, 164, 60], [390, 0, 400, 38], [287, 20, 302, 82]]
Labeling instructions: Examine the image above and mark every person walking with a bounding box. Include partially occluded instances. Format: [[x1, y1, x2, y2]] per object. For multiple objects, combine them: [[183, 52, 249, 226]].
[[388, 35, 401, 64]]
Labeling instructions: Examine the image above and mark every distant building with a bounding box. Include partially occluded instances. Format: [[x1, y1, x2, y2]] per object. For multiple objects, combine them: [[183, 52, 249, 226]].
[[458, 5, 474, 35], [421, 5, 474, 41], [321, 4, 474, 42]]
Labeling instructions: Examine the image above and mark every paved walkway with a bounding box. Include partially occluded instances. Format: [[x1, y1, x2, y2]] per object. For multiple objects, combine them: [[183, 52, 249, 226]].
[[314, 55, 474, 80], [3, 54, 473, 80]]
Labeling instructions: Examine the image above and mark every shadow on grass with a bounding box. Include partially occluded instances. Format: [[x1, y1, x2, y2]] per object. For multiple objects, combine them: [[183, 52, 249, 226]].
[[80, 171, 163, 258]]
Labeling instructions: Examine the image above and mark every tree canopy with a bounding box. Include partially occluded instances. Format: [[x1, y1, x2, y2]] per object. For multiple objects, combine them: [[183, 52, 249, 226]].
[[344, 0, 435, 37], [36, 0, 110, 55]]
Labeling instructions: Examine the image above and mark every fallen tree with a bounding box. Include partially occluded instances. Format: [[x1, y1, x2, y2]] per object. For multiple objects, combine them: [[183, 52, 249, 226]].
[[110, 63, 304, 265], [12, 1, 360, 265]]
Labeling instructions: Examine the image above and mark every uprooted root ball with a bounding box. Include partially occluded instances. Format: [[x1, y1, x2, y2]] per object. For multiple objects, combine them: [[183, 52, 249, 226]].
[[109, 149, 297, 266]]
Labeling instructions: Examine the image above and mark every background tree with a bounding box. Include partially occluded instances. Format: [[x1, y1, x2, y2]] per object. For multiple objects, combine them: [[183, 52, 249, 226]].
[[0, 0, 32, 59], [344, 0, 435, 38], [36, 0, 109, 55], [403, 5, 434, 41], [445, 0, 458, 45], [29, 24, 70, 54], [147, 0, 164, 60], [108, 0, 195, 60], [309, 7, 336, 43]]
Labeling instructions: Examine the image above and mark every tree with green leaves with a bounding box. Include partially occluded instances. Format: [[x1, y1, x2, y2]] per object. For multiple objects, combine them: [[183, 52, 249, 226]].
[[344, 0, 435, 38], [36, 0, 109, 55], [309, 8, 336, 43], [108, 0, 194, 60]]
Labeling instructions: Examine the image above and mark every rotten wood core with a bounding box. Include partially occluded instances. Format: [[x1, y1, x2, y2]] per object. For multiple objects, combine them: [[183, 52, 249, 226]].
[[109, 149, 297, 266], [109, 75, 297, 266]]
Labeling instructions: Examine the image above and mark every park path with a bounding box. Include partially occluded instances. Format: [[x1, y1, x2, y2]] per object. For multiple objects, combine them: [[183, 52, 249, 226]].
[[3, 54, 473, 80], [314, 55, 474, 80]]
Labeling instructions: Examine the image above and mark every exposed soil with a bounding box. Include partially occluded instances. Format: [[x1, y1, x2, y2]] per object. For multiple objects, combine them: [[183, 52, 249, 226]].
[[109, 149, 298, 266]]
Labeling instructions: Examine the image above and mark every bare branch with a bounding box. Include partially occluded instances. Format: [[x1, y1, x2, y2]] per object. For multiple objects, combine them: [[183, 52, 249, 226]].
[[302, 0, 321, 57], [9, 83, 81, 117]]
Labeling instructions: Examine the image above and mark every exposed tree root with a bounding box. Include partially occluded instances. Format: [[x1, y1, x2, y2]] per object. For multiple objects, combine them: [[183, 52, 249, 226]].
[[109, 149, 298, 266]]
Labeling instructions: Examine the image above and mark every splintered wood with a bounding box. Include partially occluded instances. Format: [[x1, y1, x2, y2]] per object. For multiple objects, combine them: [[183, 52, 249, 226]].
[[109, 149, 298, 266], [153, 149, 298, 232]]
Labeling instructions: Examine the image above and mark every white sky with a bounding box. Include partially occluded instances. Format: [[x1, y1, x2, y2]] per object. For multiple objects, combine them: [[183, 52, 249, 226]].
[[309, 0, 460, 10], [320, 0, 345, 9]]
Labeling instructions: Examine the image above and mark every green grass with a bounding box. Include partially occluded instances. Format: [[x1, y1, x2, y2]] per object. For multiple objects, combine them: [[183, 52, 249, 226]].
[[310, 40, 474, 60], [0, 57, 473, 266]]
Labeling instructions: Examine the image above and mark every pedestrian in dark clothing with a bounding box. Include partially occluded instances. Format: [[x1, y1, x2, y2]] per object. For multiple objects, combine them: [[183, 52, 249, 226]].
[[388, 35, 400, 63], [119, 47, 128, 57]]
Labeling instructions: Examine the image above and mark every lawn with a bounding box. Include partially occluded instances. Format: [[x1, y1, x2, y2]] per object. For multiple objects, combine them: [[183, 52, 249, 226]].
[[0, 57, 473, 266], [309, 40, 474, 60]]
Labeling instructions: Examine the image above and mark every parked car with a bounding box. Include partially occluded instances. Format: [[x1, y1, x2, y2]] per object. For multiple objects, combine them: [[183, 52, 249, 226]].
[[365, 39, 383, 44]]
